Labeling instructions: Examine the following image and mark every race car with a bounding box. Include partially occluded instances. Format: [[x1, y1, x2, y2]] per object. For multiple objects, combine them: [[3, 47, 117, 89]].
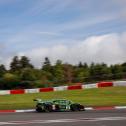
[[34, 99, 85, 112]]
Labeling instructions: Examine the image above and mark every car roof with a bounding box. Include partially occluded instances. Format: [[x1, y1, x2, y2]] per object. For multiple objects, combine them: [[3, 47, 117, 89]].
[[37, 99, 72, 103], [52, 99, 68, 101]]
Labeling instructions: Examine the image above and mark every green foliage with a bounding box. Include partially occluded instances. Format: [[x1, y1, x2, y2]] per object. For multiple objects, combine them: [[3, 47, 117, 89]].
[[42, 57, 52, 72], [89, 63, 110, 81], [110, 64, 123, 79], [1, 73, 20, 89], [1, 56, 126, 89], [74, 67, 89, 82], [121, 62, 126, 72], [10, 56, 20, 72], [20, 56, 34, 69], [20, 68, 36, 81], [10, 56, 33, 74], [3, 73, 19, 82], [63, 64, 74, 84], [53, 60, 65, 84], [74, 62, 89, 82], [33, 80, 45, 88], [40, 71, 53, 87], [18, 81, 34, 89], [0, 64, 6, 77]]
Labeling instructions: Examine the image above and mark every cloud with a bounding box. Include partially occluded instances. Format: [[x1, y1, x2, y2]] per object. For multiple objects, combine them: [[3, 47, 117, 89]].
[[0, 0, 126, 69], [8, 32, 125, 68]]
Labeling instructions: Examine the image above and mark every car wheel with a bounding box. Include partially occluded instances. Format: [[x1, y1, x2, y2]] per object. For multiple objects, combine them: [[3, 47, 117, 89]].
[[44, 104, 52, 112], [36, 108, 43, 112], [55, 104, 60, 111], [79, 105, 85, 111], [70, 104, 80, 111]]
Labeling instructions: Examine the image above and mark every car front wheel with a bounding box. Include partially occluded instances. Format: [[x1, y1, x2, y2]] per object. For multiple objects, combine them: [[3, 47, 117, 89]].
[[70, 104, 80, 111]]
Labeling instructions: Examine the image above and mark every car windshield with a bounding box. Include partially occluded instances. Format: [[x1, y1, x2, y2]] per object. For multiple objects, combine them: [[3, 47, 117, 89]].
[[53, 100, 69, 104]]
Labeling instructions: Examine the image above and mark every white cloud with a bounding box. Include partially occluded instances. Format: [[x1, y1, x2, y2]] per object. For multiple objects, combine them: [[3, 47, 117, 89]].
[[0, 0, 126, 70], [8, 32, 125, 68], [1, 32, 126, 69]]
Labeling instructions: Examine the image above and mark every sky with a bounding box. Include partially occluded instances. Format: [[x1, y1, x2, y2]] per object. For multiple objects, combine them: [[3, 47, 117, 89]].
[[0, 0, 126, 69]]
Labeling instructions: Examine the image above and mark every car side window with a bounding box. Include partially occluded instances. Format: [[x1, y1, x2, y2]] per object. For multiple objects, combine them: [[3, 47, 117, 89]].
[[53, 100, 59, 104], [68, 101, 71, 104]]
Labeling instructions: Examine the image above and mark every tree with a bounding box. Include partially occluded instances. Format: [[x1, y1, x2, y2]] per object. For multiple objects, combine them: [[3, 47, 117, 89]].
[[83, 63, 88, 69], [121, 63, 126, 72], [53, 60, 65, 84], [63, 64, 74, 84], [42, 57, 52, 72], [121, 62, 126, 78], [89, 63, 110, 81], [20, 68, 36, 81], [110, 64, 123, 79], [40, 71, 53, 87], [93, 63, 109, 80], [10, 56, 20, 72], [0, 64, 6, 77], [89, 62, 95, 81], [2, 73, 20, 89], [20, 56, 34, 69], [41, 57, 54, 84], [78, 62, 83, 68], [74, 64, 89, 82]]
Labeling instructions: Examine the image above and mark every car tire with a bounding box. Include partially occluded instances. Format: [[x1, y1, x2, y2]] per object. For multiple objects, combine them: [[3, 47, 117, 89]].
[[44, 104, 52, 112], [36, 108, 43, 112], [70, 104, 80, 111], [79, 105, 85, 111], [55, 104, 60, 111]]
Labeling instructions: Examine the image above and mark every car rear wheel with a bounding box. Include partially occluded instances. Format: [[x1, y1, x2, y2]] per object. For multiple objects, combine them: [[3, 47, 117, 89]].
[[36, 108, 43, 112], [44, 104, 52, 112]]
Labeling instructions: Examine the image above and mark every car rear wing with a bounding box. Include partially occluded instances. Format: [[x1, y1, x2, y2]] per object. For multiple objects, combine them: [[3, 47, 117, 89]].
[[33, 98, 42, 102]]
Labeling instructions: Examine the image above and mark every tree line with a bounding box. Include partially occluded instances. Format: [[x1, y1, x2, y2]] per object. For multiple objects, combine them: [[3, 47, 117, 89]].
[[0, 56, 126, 89]]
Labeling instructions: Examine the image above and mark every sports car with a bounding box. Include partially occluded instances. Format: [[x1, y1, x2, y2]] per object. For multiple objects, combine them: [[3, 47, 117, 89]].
[[34, 99, 85, 112]]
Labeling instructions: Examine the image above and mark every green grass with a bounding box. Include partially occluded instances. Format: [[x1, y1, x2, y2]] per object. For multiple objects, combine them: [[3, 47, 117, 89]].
[[0, 86, 126, 110]]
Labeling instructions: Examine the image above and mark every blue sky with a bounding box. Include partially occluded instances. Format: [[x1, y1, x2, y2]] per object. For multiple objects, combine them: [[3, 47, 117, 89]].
[[0, 0, 126, 68]]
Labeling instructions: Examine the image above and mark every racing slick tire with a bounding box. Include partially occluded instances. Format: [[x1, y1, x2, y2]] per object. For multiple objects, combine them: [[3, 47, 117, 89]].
[[44, 104, 53, 112], [70, 104, 80, 111], [70, 104, 85, 111], [36, 107, 43, 112], [36, 104, 52, 112]]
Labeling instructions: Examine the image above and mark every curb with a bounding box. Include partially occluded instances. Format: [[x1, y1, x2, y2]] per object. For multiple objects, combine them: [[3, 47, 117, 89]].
[[0, 109, 35, 113], [0, 106, 126, 113], [0, 81, 126, 96], [86, 106, 126, 110]]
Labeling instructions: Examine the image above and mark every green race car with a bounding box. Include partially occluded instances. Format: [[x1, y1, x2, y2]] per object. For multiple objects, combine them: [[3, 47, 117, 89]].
[[34, 99, 85, 112]]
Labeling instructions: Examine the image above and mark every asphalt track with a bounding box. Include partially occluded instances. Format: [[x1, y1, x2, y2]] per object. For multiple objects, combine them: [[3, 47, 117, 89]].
[[0, 110, 126, 126]]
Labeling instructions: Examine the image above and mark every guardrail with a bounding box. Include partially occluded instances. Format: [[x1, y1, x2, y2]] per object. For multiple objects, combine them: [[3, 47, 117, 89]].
[[0, 81, 125, 95]]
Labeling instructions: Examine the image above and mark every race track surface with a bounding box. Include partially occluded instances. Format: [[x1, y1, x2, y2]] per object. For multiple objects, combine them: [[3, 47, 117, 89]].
[[0, 109, 126, 126]]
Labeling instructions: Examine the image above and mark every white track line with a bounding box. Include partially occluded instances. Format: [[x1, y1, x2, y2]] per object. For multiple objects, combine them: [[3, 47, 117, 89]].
[[0, 117, 126, 125]]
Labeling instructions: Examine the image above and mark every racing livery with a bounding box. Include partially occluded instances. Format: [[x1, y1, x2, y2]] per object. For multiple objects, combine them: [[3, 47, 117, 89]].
[[34, 99, 85, 112]]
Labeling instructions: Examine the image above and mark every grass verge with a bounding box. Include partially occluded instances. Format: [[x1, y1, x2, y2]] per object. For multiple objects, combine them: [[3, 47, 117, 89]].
[[0, 86, 126, 110]]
